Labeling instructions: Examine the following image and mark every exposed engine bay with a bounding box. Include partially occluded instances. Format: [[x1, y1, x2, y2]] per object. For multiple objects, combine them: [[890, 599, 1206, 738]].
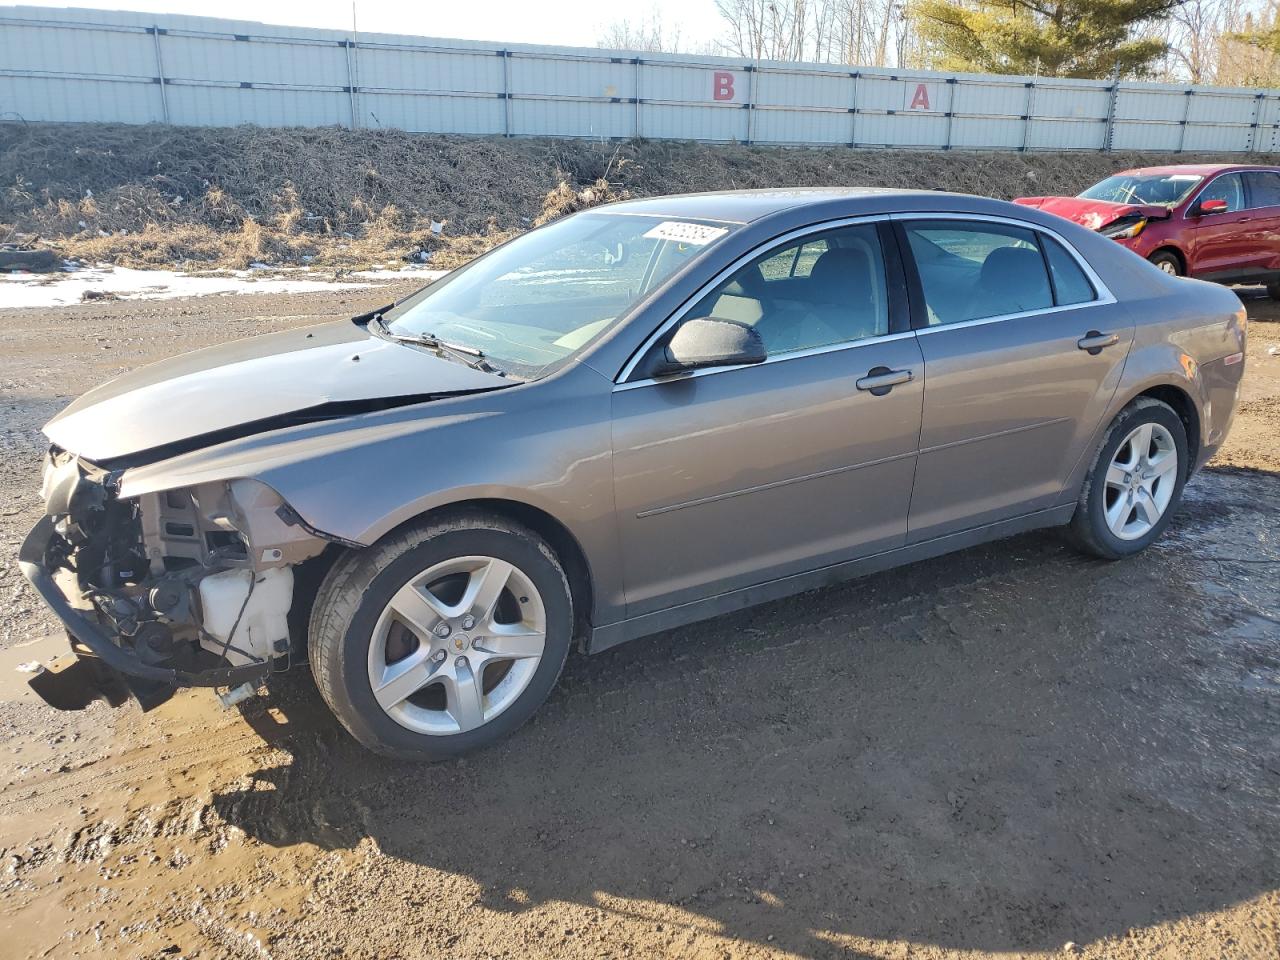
[[24, 448, 331, 710]]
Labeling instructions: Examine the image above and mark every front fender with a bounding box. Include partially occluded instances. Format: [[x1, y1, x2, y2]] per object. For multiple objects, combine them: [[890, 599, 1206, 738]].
[[115, 364, 627, 623]]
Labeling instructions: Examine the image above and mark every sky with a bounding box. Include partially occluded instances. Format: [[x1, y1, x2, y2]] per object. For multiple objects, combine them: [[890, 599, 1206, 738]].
[[9, 1, 728, 48]]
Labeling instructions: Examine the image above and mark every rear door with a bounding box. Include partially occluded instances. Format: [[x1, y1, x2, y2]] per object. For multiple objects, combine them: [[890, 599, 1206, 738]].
[[1241, 170, 1280, 278], [611, 220, 924, 617], [896, 216, 1134, 543]]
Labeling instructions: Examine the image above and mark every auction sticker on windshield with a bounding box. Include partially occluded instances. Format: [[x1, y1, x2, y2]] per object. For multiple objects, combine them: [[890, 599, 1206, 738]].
[[643, 221, 729, 245]]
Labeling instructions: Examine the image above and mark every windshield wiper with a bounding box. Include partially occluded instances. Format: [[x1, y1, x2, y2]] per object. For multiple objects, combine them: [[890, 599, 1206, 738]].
[[370, 317, 502, 375]]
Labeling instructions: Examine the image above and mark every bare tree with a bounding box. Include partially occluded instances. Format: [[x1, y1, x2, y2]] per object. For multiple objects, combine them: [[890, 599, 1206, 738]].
[[598, 10, 686, 53], [1137, 0, 1280, 84], [1217, 0, 1280, 85], [714, 0, 912, 66]]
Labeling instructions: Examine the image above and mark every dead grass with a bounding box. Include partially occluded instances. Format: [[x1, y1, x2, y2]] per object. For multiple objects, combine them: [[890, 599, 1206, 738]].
[[3, 122, 1277, 271]]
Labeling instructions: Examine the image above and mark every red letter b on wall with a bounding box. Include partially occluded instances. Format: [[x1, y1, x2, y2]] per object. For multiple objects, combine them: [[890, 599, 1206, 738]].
[[713, 71, 735, 101]]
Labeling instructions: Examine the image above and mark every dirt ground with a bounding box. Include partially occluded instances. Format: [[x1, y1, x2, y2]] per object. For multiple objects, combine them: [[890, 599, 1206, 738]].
[[0, 281, 1276, 960]]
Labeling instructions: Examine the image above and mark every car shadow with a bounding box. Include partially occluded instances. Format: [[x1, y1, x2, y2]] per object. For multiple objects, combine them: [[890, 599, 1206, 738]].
[[212, 468, 1280, 956]]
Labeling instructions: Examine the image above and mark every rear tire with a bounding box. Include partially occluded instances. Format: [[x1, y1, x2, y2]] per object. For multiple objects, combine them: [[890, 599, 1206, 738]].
[[309, 510, 573, 760], [1148, 251, 1183, 276], [1067, 398, 1189, 560]]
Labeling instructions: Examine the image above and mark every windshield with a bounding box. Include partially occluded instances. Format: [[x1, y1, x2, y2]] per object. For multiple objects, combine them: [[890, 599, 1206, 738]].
[[384, 212, 738, 377], [1079, 173, 1203, 207]]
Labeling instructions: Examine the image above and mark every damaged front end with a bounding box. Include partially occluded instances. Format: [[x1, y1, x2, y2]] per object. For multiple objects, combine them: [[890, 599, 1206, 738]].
[[20, 449, 332, 712]]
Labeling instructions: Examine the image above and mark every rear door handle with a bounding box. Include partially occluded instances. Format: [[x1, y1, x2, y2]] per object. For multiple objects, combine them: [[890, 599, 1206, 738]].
[[856, 367, 913, 395], [1077, 331, 1120, 355]]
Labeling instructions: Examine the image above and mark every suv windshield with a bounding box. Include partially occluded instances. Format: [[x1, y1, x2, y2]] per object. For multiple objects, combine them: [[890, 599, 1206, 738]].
[[1079, 173, 1204, 207], [384, 212, 738, 378]]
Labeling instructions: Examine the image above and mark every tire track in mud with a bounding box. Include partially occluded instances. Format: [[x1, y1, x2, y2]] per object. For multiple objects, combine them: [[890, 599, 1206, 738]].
[[6, 470, 1267, 830]]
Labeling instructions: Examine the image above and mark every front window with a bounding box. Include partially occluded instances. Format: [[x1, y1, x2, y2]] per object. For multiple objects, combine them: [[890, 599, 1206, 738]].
[[1196, 173, 1245, 213], [1079, 173, 1203, 207], [384, 212, 738, 377], [678, 223, 889, 357]]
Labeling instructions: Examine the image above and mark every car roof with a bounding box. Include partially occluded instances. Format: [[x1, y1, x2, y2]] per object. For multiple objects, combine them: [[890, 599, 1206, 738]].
[[599, 187, 971, 224], [1115, 163, 1280, 177]]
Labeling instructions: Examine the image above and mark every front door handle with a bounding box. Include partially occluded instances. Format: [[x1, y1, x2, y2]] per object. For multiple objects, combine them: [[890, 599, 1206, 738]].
[[1077, 331, 1120, 355], [856, 366, 913, 395]]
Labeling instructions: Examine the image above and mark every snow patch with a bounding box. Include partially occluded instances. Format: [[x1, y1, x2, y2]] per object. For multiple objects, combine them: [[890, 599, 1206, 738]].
[[0, 264, 449, 310]]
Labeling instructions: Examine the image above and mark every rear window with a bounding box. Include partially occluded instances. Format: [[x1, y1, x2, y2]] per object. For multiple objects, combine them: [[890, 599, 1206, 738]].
[[904, 222, 1053, 325], [1245, 171, 1280, 208], [1043, 237, 1096, 306]]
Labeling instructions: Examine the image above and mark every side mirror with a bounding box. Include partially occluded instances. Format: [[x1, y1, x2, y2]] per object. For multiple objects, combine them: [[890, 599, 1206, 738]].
[[1195, 198, 1229, 216], [645, 317, 766, 379]]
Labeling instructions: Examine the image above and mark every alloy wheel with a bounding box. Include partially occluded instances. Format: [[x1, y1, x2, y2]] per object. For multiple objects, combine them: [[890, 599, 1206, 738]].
[[1103, 422, 1179, 540], [1156, 259, 1178, 275], [367, 556, 547, 735]]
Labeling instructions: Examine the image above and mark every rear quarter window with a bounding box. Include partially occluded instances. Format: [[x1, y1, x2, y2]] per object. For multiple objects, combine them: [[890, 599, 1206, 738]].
[[1043, 237, 1097, 306]]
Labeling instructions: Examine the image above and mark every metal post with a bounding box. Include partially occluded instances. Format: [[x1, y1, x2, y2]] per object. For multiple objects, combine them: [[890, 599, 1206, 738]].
[[1177, 89, 1192, 153], [634, 57, 641, 138], [745, 65, 756, 144], [502, 51, 512, 137], [150, 27, 170, 124], [849, 71, 859, 147], [943, 77, 956, 149], [1103, 74, 1120, 152], [343, 39, 358, 129], [1251, 93, 1265, 153], [1021, 81, 1035, 151]]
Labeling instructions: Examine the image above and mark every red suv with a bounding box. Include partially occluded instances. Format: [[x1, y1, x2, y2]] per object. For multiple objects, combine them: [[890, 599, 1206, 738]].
[[1016, 164, 1280, 297]]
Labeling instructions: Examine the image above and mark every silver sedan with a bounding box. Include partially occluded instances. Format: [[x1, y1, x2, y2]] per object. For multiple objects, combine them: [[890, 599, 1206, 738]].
[[21, 189, 1247, 758]]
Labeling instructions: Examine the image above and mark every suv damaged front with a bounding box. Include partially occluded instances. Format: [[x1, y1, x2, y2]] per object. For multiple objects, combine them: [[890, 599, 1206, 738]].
[[23, 449, 334, 711]]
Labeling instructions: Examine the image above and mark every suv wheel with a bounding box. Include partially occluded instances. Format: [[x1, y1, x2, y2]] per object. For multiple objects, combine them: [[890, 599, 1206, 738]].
[[309, 511, 573, 759], [1148, 251, 1182, 276], [1068, 398, 1189, 560]]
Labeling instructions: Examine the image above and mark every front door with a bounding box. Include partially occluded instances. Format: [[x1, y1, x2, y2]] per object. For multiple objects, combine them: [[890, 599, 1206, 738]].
[[897, 217, 1134, 542], [1187, 172, 1258, 278], [611, 221, 924, 617]]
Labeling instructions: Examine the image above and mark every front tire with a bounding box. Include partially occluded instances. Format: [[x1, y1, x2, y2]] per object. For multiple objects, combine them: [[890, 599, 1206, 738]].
[[1148, 251, 1183, 276], [1067, 398, 1189, 560], [309, 511, 573, 759]]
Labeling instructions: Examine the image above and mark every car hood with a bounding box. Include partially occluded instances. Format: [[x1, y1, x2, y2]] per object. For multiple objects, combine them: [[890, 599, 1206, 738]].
[[1013, 196, 1171, 231], [45, 320, 509, 463]]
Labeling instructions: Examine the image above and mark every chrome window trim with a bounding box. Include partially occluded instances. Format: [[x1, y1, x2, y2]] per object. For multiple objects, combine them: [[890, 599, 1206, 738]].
[[615, 213, 895, 386], [615, 209, 1117, 389], [614, 329, 918, 392], [1179, 170, 1262, 219], [889, 211, 1116, 309], [911, 300, 1106, 336]]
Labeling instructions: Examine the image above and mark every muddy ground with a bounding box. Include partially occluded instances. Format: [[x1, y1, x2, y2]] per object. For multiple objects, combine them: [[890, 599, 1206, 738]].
[[0, 282, 1276, 960]]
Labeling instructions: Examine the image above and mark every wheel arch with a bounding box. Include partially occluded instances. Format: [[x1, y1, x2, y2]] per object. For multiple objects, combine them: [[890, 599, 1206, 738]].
[[1148, 245, 1187, 275], [1125, 382, 1202, 471], [369, 497, 597, 646]]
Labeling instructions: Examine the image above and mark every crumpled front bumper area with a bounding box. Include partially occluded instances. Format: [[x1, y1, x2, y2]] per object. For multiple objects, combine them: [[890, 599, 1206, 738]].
[[19, 516, 270, 711]]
